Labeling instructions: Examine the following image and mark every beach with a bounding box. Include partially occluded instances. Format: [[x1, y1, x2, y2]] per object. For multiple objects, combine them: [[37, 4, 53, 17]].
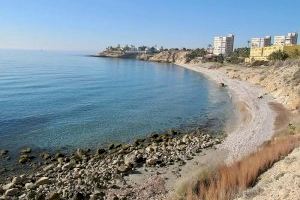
[[0, 61, 294, 200]]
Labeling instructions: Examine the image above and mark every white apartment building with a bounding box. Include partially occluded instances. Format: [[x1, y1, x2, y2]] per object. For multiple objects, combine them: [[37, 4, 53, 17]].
[[274, 32, 298, 46], [251, 36, 271, 48], [213, 34, 234, 55]]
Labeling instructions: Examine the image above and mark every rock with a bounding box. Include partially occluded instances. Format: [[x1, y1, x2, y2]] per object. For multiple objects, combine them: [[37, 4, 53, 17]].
[[220, 82, 226, 87], [108, 144, 115, 150], [146, 157, 158, 166], [43, 164, 55, 171], [72, 192, 86, 200], [96, 148, 106, 155], [35, 177, 51, 186], [0, 149, 8, 157], [11, 176, 22, 185], [25, 182, 35, 190], [62, 162, 75, 170], [124, 154, 136, 166], [117, 165, 131, 173], [20, 147, 31, 154], [46, 192, 60, 200], [40, 152, 51, 160], [2, 182, 15, 190], [4, 188, 19, 196], [19, 154, 34, 164], [76, 148, 87, 159], [54, 152, 65, 159]]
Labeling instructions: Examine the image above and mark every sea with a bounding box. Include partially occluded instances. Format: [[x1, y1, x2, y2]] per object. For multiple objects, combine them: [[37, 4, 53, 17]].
[[0, 49, 233, 155]]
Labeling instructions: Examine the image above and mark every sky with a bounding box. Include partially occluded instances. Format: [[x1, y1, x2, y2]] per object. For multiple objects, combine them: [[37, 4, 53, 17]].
[[1, 0, 300, 52]]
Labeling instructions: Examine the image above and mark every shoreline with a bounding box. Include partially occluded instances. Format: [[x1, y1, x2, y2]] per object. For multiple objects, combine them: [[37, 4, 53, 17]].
[[0, 59, 290, 200], [178, 63, 278, 162]]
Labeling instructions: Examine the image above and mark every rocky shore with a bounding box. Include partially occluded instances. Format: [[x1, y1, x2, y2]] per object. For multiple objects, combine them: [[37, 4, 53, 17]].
[[0, 129, 222, 199]]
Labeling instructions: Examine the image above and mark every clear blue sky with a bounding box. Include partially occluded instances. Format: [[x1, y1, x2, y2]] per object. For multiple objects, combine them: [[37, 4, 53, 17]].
[[1, 0, 299, 52]]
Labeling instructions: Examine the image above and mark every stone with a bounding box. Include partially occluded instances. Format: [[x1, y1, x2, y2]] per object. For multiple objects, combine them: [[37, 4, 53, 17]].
[[19, 154, 29, 164], [72, 192, 86, 200], [124, 154, 136, 166], [108, 144, 115, 150], [40, 152, 51, 160], [2, 182, 14, 190], [35, 177, 51, 186], [54, 152, 65, 159], [20, 147, 31, 154], [146, 157, 158, 166], [46, 192, 60, 200], [96, 148, 106, 155], [43, 164, 55, 171], [4, 188, 19, 196], [62, 162, 75, 170], [117, 165, 131, 173], [11, 176, 22, 185], [25, 182, 35, 190], [0, 149, 8, 157]]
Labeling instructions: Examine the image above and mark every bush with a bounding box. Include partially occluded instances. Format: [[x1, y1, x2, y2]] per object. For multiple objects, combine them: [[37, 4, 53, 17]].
[[186, 48, 207, 62], [226, 47, 250, 64], [268, 50, 289, 61], [185, 135, 300, 200]]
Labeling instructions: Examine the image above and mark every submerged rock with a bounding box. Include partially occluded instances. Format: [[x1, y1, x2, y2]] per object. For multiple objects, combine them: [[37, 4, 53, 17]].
[[20, 147, 31, 154]]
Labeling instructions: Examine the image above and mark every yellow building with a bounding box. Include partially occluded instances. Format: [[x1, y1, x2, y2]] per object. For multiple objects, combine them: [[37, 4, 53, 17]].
[[247, 45, 300, 62]]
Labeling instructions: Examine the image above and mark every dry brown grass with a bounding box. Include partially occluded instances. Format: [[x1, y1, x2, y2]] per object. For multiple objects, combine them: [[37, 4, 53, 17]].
[[185, 135, 300, 200]]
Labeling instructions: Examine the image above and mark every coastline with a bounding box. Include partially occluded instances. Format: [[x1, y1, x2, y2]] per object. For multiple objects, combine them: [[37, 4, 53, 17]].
[[0, 58, 293, 200], [178, 63, 277, 162]]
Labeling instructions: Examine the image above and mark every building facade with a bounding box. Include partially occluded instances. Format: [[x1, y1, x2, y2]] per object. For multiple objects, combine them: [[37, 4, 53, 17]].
[[251, 36, 271, 48], [213, 34, 234, 56], [274, 32, 298, 46]]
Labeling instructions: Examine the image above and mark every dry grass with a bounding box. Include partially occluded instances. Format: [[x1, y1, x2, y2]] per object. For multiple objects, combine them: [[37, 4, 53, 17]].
[[184, 135, 300, 200]]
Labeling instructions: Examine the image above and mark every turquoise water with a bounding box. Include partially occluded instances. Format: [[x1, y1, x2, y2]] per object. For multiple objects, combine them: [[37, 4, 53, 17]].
[[0, 50, 233, 153]]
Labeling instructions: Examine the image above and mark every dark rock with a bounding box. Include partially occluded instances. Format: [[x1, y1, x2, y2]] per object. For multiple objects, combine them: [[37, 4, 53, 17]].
[[0, 149, 8, 156], [108, 144, 115, 150], [54, 152, 65, 159], [97, 148, 106, 155], [19, 154, 31, 164], [5, 188, 19, 196], [40, 152, 51, 160], [72, 192, 87, 200], [46, 192, 60, 200]]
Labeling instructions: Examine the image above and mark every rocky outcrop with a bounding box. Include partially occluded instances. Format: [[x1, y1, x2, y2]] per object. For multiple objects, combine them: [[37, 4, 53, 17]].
[[147, 50, 189, 64]]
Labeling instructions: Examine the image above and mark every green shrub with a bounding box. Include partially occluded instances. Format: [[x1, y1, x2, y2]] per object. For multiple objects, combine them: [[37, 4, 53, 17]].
[[186, 48, 207, 62], [268, 50, 289, 61]]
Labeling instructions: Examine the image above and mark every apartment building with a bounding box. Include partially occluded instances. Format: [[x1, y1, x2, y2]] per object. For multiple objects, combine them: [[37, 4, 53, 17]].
[[251, 36, 271, 48], [274, 32, 298, 46], [213, 34, 234, 55]]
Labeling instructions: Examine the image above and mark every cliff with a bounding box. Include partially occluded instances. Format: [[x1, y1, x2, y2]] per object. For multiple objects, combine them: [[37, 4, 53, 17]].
[[137, 50, 189, 64], [221, 60, 300, 112]]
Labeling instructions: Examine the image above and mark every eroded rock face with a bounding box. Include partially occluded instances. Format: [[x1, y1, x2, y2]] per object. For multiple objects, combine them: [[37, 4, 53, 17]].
[[223, 62, 300, 112]]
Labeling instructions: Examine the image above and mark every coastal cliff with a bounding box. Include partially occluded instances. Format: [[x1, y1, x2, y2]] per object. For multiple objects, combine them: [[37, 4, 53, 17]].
[[222, 61, 300, 112], [139, 50, 189, 64]]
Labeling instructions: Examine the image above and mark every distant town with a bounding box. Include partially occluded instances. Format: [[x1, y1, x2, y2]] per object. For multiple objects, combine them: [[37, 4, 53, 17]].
[[98, 32, 299, 63]]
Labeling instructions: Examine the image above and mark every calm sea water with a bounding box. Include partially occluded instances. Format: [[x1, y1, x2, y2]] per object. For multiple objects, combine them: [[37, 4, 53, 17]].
[[0, 49, 233, 153]]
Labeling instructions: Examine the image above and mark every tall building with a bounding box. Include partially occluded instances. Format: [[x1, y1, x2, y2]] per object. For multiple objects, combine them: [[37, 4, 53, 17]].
[[274, 32, 298, 46], [213, 34, 234, 55], [251, 36, 271, 48]]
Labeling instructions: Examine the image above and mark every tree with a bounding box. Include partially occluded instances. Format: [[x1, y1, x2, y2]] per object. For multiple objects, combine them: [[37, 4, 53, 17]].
[[185, 48, 208, 62], [216, 54, 224, 63], [268, 50, 289, 61]]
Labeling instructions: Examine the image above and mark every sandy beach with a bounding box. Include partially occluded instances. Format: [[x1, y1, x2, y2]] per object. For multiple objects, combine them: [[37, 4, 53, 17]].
[[179, 63, 277, 162]]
